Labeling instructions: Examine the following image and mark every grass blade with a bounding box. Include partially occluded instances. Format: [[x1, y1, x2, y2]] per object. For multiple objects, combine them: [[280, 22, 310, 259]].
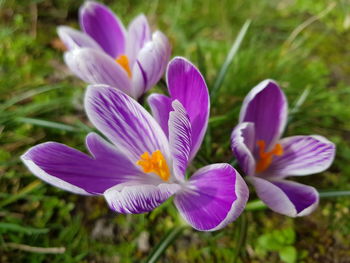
[[144, 226, 186, 263], [16, 117, 83, 132], [0, 223, 49, 235], [210, 19, 251, 99]]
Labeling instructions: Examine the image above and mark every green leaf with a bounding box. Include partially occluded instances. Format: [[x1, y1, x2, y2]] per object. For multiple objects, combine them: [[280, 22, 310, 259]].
[[257, 233, 284, 251], [279, 246, 297, 263]]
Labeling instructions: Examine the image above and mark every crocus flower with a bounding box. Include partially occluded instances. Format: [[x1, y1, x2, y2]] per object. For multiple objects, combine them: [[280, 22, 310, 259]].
[[231, 80, 335, 217], [57, 1, 171, 99], [21, 58, 248, 231]]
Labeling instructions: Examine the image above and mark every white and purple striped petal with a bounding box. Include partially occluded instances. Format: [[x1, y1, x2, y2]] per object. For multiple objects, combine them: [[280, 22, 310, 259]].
[[64, 48, 132, 96], [79, 1, 126, 58], [57, 26, 103, 51], [85, 85, 170, 164], [104, 183, 180, 214], [231, 122, 256, 176], [248, 177, 319, 217], [168, 100, 192, 181], [265, 135, 336, 178], [126, 14, 152, 66], [148, 93, 172, 137], [166, 57, 209, 160], [21, 136, 140, 195], [174, 164, 249, 231], [132, 31, 171, 98], [239, 80, 287, 151]]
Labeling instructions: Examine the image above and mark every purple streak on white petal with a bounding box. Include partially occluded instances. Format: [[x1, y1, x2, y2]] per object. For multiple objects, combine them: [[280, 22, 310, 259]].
[[126, 14, 152, 66], [248, 177, 319, 217], [57, 26, 103, 51], [21, 140, 139, 195], [79, 1, 126, 58], [85, 85, 170, 165], [64, 48, 132, 96], [265, 135, 335, 178], [132, 31, 171, 98], [174, 164, 248, 231], [168, 100, 192, 181], [148, 93, 172, 137], [239, 79, 287, 151], [166, 57, 209, 160], [104, 183, 180, 214], [231, 122, 256, 176]]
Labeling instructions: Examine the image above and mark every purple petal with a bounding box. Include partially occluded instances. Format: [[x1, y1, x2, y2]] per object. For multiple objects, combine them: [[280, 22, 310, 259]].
[[174, 164, 249, 231], [231, 122, 256, 176], [21, 135, 140, 195], [169, 100, 192, 181], [79, 1, 126, 58], [240, 80, 287, 151], [166, 57, 209, 160], [126, 14, 152, 66], [64, 48, 132, 96], [132, 31, 171, 98], [104, 183, 180, 214], [57, 26, 103, 51], [248, 177, 319, 217], [148, 93, 172, 137], [265, 135, 336, 178], [85, 85, 170, 164]]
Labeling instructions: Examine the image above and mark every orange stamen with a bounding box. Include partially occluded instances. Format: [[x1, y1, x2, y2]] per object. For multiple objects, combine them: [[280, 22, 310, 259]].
[[256, 140, 283, 173], [115, 54, 132, 78], [136, 150, 170, 181]]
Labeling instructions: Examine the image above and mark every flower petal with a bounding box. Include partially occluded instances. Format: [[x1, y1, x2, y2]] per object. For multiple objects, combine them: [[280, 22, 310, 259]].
[[126, 14, 152, 66], [57, 26, 102, 51], [64, 48, 132, 96], [166, 57, 209, 160], [266, 135, 336, 178], [147, 93, 172, 137], [85, 84, 170, 164], [132, 31, 171, 98], [174, 164, 249, 231], [21, 136, 140, 195], [169, 100, 192, 181], [248, 177, 319, 217], [104, 183, 180, 214], [79, 1, 126, 58], [231, 122, 256, 176], [239, 80, 287, 150]]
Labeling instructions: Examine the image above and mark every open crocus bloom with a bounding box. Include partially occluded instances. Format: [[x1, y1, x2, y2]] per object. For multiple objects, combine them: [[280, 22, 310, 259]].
[[57, 1, 171, 99], [21, 60, 248, 231], [231, 80, 335, 217]]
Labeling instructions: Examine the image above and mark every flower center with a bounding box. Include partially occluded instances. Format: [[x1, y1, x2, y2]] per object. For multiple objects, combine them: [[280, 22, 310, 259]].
[[136, 150, 170, 181], [256, 140, 283, 173], [115, 54, 132, 78]]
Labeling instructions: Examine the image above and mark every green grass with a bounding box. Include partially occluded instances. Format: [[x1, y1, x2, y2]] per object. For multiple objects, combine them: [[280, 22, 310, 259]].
[[1, 0, 350, 262]]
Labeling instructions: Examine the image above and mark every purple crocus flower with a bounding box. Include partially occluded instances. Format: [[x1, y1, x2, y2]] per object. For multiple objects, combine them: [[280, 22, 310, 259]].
[[57, 1, 171, 99], [231, 80, 335, 217], [21, 58, 248, 231]]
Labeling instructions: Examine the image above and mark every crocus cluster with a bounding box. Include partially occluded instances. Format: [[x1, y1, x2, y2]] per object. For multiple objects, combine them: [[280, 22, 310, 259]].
[[21, 1, 336, 231]]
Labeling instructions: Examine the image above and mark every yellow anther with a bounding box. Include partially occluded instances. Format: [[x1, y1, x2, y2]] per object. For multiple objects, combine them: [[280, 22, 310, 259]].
[[136, 150, 170, 181], [115, 54, 132, 78], [256, 140, 283, 173]]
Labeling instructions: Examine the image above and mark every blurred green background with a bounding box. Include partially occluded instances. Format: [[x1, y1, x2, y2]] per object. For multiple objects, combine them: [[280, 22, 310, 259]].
[[1, 0, 350, 262]]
